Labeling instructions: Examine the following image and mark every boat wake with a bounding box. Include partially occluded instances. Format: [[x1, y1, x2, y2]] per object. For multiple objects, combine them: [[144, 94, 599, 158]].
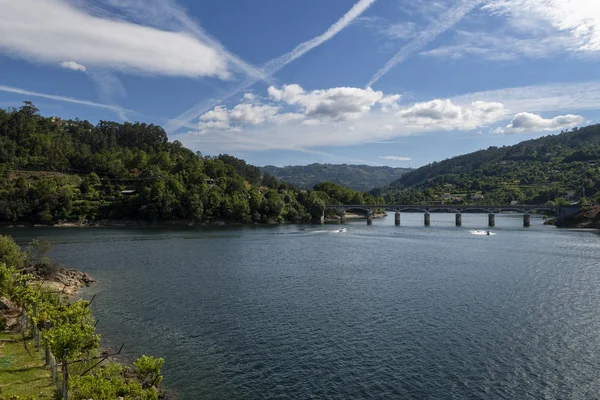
[[470, 230, 496, 236], [311, 228, 348, 234]]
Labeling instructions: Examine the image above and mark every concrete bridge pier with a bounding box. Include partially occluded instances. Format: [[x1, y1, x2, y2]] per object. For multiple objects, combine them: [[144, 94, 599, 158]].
[[395, 212, 401, 226], [455, 213, 462, 227], [424, 212, 431, 226], [320, 211, 325, 224], [367, 211, 373, 225], [340, 212, 345, 224], [488, 213, 496, 227], [523, 214, 531, 228]]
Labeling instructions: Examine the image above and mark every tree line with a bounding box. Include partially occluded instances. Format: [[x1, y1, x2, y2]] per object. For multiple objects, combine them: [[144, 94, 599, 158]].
[[374, 125, 600, 206], [0, 103, 380, 224]]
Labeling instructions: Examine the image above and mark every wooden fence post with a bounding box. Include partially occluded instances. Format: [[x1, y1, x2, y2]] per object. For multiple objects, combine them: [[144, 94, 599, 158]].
[[33, 302, 40, 350], [62, 350, 68, 400], [44, 320, 50, 366], [51, 354, 57, 386]]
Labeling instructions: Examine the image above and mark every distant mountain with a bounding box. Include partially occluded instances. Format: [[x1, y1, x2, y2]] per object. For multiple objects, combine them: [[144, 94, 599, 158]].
[[375, 125, 600, 205], [259, 164, 412, 192]]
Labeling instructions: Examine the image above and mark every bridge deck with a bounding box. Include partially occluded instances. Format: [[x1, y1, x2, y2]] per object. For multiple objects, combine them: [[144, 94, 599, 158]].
[[325, 204, 560, 214]]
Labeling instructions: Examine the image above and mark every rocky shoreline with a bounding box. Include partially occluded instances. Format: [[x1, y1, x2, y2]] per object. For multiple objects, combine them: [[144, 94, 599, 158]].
[[22, 263, 96, 297], [554, 206, 600, 229]]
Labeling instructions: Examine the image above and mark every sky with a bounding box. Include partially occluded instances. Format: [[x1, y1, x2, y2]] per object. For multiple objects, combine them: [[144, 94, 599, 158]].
[[2, 0, 600, 168]]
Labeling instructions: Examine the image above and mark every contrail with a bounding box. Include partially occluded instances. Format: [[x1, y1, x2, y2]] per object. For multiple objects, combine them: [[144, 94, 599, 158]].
[[165, 0, 378, 134], [261, 0, 377, 75], [0, 85, 130, 113], [366, 0, 484, 88]]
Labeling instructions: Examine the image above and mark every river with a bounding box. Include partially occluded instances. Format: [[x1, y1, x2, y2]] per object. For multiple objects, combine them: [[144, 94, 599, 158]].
[[3, 214, 600, 399]]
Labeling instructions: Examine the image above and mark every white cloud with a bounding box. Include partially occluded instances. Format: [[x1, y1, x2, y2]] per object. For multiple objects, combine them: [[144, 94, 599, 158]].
[[59, 61, 87, 72], [451, 81, 600, 114], [421, 28, 583, 60], [504, 112, 585, 133], [0, 0, 230, 79], [267, 85, 399, 121], [187, 86, 507, 152], [178, 81, 600, 154], [199, 104, 282, 132], [165, 0, 377, 133], [484, 0, 600, 53], [426, 0, 600, 62], [198, 84, 397, 131], [397, 99, 506, 129], [422, 13, 598, 61], [86, 0, 270, 83], [379, 156, 412, 161], [243, 93, 256, 101]]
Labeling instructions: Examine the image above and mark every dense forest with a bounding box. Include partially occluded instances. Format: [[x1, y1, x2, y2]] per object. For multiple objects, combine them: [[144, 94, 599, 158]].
[[260, 164, 411, 192], [0, 103, 381, 224], [374, 125, 600, 206]]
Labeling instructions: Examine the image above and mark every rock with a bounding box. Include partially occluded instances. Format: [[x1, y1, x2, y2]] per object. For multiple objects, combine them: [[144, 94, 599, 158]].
[[0, 297, 17, 311]]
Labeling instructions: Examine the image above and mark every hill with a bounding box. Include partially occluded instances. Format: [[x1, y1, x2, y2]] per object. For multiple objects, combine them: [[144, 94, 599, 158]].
[[0, 102, 382, 225], [376, 125, 600, 206], [260, 164, 411, 191]]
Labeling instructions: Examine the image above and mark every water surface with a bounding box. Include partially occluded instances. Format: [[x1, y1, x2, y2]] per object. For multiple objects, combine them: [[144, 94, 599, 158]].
[[5, 214, 600, 399]]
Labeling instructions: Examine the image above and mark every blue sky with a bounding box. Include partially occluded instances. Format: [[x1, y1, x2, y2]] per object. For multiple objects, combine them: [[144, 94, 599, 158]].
[[2, 0, 600, 168]]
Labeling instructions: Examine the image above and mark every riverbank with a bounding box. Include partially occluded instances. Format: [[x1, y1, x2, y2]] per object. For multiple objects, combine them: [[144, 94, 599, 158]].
[[1, 218, 306, 228], [555, 206, 600, 229], [325, 211, 387, 222], [0, 233, 165, 399], [23, 263, 96, 297]]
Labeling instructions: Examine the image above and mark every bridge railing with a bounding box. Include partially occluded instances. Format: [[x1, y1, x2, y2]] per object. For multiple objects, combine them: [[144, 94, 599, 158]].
[[325, 204, 560, 212]]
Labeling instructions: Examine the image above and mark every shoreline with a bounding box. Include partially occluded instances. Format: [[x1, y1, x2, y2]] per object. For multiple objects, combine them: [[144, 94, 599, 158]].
[[1, 219, 284, 228], [24, 264, 96, 298]]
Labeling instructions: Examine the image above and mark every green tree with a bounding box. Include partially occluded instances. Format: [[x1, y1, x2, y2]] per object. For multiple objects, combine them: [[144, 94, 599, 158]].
[[0, 235, 27, 268]]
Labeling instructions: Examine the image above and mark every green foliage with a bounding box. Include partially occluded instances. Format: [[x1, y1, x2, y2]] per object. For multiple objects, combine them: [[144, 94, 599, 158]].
[[0, 261, 33, 304], [69, 361, 159, 400], [134, 355, 165, 388], [0, 103, 379, 224], [68, 361, 159, 400], [0, 232, 164, 398], [0, 235, 27, 268], [0, 262, 17, 298], [260, 163, 412, 191], [378, 125, 600, 205], [41, 301, 100, 361]]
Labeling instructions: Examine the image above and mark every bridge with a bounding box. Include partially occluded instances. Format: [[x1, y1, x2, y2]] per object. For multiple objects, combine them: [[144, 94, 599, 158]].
[[323, 204, 573, 227]]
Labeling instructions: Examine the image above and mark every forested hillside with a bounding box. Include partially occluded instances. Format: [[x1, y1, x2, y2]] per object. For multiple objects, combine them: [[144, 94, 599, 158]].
[[260, 164, 411, 191], [376, 125, 600, 205], [0, 103, 381, 224]]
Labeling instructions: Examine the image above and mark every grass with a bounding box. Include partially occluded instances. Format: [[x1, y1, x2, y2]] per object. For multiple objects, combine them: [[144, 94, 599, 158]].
[[0, 333, 55, 399]]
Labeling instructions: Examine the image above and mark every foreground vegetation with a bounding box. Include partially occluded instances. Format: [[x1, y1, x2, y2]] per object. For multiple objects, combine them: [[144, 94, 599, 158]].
[[0, 333, 53, 398], [375, 125, 600, 206], [0, 103, 380, 225], [0, 235, 164, 399]]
